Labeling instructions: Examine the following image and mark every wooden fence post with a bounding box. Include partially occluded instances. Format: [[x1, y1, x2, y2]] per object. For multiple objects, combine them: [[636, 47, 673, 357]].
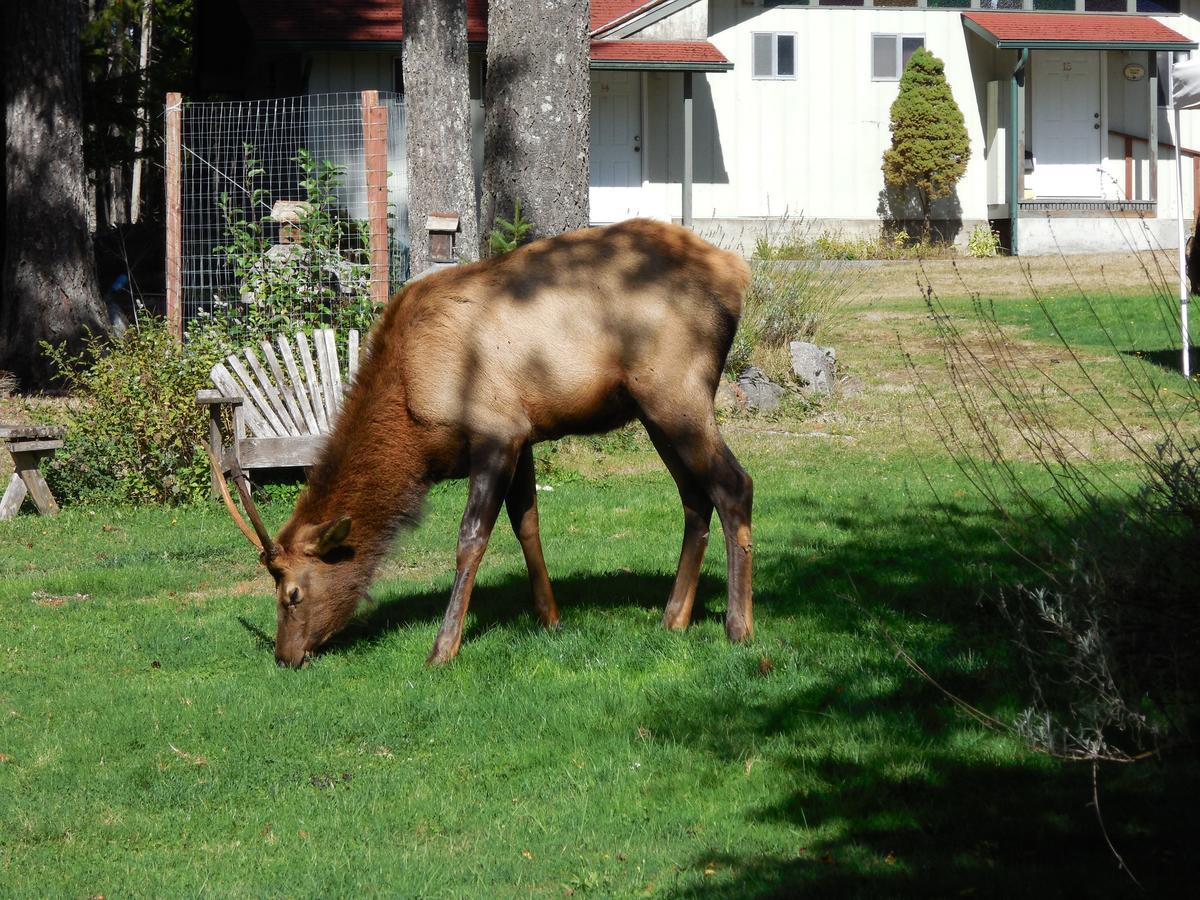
[[165, 91, 183, 341], [362, 90, 390, 307]]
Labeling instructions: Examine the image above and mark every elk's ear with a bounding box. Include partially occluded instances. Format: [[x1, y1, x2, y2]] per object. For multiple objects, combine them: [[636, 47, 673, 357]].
[[308, 517, 352, 557]]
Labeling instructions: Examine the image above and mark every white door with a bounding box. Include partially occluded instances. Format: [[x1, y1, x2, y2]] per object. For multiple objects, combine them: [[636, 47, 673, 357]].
[[1031, 51, 1103, 199], [590, 71, 643, 222]]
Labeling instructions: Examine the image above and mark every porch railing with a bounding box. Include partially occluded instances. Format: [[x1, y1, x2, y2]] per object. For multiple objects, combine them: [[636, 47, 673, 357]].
[[1110, 128, 1200, 220]]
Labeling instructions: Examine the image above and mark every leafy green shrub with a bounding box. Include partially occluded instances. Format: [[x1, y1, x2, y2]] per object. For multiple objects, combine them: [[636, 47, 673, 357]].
[[726, 260, 855, 375], [211, 146, 377, 344], [36, 317, 218, 505], [488, 199, 533, 255], [967, 223, 1002, 258], [882, 48, 970, 237]]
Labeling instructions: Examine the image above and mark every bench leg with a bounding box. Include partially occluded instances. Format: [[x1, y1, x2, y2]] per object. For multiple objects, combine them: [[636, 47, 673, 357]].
[[12, 451, 59, 516], [209, 407, 225, 499], [0, 473, 29, 520]]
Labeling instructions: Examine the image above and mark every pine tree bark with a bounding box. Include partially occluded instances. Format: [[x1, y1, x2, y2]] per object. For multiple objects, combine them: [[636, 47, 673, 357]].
[[403, 0, 478, 273], [482, 0, 590, 252], [2, 0, 106, 386]]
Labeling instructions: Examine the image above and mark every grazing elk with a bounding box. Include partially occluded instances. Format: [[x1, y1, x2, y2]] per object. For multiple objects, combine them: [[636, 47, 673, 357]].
[[210, 219, 754, 667]]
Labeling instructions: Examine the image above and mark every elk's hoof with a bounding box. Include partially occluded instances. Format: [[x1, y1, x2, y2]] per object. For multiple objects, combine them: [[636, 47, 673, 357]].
[[426, 644, 458, 666], [725, 617, 753, 644]]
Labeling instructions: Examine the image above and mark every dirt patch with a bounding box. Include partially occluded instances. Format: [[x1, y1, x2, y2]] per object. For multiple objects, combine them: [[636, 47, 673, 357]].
[[849, 249, 1180, 302], [31, 591, 90, 608]]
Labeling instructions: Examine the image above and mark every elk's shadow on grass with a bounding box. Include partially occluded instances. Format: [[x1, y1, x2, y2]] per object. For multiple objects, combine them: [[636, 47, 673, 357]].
[[323, 569, 728, 655]]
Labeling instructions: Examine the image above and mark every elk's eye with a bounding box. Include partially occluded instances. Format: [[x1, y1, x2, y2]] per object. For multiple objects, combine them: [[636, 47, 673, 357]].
[[287, 587, 301, 607]]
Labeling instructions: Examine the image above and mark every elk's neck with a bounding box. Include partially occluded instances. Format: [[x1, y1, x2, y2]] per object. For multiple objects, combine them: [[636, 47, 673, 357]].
[[287, 372, 431, 565]]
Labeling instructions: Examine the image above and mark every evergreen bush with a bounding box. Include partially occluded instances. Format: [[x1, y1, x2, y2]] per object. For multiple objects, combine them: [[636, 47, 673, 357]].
[[882, 48, 970, 238]]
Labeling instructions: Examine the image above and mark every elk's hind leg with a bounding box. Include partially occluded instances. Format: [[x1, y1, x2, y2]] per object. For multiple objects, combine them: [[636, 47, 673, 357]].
[[428, 439, 521, 665], [642, 409, 753, 643], [506, 444, 559, 628], [643, 421, 714, 631]]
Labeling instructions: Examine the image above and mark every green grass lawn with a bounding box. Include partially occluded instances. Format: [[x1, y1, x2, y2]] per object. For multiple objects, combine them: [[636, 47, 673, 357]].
[[2, 287, 1196, 897]]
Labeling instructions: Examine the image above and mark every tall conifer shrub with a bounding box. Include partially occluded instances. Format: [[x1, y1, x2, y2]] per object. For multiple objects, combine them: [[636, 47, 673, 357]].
[[882, 48, 970, 239]]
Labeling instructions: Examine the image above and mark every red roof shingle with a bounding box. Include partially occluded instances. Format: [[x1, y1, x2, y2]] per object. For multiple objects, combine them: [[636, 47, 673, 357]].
[[590, 39, 729, 66], [963, 12, 1195, 47], [590, 1, 660, 33], [239, 1, 665, 45], [239, 1, 488, 44]]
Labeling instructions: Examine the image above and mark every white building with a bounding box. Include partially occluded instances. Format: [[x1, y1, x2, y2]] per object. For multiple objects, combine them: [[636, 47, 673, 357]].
[[204, 0, 1200, 255]]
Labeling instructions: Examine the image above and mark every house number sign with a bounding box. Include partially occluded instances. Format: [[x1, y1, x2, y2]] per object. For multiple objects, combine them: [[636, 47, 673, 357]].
[[1124, 63, 1146, 82]]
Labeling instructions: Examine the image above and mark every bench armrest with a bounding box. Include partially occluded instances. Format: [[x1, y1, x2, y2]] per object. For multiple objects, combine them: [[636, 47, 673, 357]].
[[197, 389, 244, 407]]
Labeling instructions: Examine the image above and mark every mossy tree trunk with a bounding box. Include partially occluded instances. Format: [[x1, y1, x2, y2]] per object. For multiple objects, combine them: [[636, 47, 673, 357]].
[[481, 0, 590, 253], [2, 0, 106, 387], [403, 0, 479, 272]]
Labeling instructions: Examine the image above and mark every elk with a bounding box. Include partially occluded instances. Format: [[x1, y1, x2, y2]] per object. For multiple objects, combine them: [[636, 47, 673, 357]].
[[210, 218, 754, 667]]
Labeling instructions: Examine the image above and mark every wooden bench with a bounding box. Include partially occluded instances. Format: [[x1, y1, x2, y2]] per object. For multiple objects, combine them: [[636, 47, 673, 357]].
[[197, 328, 360, 478], [0, 425, 65, 520]]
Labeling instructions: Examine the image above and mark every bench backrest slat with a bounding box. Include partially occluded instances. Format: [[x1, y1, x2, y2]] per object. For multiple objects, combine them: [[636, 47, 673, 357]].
[[295, 332, 329, 433], [276, 335, 320, 434], [211, 362, 273, 437], [207, 328, 362, 442], [226, 353, 288, 438], [314, 329, 337, 422], [244, 347, 301, 437], [348, 330, 360, 386]]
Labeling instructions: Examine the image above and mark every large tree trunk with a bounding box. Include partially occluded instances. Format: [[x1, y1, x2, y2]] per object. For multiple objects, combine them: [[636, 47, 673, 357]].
[[403, 0, 478, 273], [2, 1, 106, 386], [482, 0, 590, 252]]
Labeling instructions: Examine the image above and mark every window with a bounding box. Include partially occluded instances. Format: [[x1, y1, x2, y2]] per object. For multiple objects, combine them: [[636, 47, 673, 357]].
[[752, 33, 797, 80], [872, 34, 924, 82]]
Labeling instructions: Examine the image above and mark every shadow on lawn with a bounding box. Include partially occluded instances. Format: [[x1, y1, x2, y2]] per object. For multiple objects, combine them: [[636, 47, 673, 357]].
[[1123, 345, 1199, 377], [310, 489, 1192, 897], [652, 495, 1194, 898]]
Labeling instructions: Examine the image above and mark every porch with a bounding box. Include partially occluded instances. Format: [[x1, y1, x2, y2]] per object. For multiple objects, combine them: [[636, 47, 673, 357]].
[[966, 12, 1198, 254], [588, 41, 732, 226]]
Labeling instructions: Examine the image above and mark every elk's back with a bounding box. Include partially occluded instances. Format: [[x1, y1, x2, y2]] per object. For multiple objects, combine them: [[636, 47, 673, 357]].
[[394, 219, 749, 442]]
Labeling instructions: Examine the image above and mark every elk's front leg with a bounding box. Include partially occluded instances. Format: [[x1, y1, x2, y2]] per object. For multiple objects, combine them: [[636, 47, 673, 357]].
[[506, 445, 559, 628], [428, 440, 520, 665]]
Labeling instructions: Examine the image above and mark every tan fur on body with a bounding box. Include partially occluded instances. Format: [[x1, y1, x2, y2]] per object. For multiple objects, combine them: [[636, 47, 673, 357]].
[[229, 219, 755, 667]]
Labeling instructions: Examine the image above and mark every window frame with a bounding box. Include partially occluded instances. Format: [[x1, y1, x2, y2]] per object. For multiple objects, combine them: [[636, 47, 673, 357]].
[[751, 31, 799, 81], [871, 33, 926, 82]]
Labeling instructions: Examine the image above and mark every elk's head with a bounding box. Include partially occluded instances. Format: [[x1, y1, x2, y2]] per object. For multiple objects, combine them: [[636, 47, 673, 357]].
[[205, 448, 359, 668]]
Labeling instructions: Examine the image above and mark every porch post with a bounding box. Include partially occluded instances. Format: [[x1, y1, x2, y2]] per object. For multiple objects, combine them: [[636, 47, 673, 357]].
[[683, 70, 693, 227], [1010, 49, 1028, 256], [1150, 54, 1159, 204]]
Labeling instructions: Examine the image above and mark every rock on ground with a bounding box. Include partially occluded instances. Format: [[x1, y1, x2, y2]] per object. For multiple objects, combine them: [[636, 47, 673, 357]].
[[790, 342, 837, 395]]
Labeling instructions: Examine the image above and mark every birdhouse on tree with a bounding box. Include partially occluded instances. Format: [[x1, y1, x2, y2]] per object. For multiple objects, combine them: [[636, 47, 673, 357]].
[[427, 212, 460, 263]]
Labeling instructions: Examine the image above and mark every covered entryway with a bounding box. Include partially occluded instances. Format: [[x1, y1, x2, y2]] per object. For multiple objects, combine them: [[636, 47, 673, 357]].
[[590, 71, 645, 222], [964, 11, 1198, 255], [588, 40, 733, 226], [1030, 50, 1102, 199]]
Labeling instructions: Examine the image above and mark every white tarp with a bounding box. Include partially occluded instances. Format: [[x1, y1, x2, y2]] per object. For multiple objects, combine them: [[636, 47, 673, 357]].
[[1172, 56, 1200, 110], [1170, 55, 1196, 376]]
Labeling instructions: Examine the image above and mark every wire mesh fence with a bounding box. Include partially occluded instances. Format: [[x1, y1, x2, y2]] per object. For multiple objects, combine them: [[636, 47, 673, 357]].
[[177, 92, 408, 341]]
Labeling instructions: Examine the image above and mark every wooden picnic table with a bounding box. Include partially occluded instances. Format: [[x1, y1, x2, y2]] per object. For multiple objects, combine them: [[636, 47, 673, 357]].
[[0, 424, 65, 520]]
